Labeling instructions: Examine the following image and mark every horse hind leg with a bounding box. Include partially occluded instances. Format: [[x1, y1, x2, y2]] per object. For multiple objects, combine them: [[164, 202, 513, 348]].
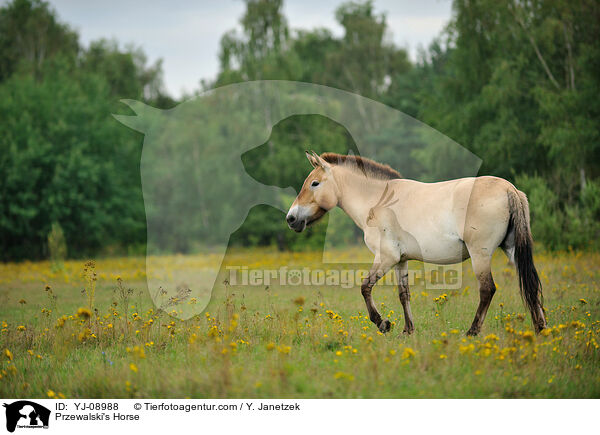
[[467, 253, 496, 336]]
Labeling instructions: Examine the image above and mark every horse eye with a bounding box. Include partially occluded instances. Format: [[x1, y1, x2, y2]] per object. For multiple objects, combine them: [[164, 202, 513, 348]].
[[311, 180, 320, 187]]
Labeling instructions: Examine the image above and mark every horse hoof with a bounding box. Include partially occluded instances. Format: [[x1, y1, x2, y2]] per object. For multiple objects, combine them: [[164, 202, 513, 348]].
[[466, 328, 479, 336], [403, 328, 414, 335], [378, 319, 392, 333]]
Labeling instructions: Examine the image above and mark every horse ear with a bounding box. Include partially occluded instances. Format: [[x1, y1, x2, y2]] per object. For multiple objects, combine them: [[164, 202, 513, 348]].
[[305, 150, 319, 168], [310, 151, 331, 171]]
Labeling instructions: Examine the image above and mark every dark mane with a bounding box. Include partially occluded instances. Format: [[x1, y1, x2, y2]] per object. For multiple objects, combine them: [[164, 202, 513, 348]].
[[320, 152, 402, 180]]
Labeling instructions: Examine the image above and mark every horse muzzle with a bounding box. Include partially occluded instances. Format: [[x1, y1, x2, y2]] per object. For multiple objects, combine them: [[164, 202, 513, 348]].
[[286, 206, 308, 232], [286, 214, 306, 232]]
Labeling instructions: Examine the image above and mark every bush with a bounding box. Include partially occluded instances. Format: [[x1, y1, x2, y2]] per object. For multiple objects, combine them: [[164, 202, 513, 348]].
[[516, 175, 600, 250]]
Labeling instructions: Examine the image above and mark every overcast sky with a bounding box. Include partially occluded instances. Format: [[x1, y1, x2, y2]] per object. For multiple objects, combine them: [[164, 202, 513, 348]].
[[46, 0, 453, 98]]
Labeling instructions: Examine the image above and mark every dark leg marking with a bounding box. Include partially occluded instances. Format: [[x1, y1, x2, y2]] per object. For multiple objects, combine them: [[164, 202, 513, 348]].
[[397, 265, 414, 334], [361, 268, 392, 333], [467, 272, 496, 336]]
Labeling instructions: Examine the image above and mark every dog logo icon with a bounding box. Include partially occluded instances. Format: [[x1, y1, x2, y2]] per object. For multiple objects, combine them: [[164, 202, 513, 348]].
[[3, 401, 50, 432]]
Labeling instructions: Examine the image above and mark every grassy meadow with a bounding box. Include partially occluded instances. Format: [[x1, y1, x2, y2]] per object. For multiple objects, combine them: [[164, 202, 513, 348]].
[[0, 247, 599, 398]]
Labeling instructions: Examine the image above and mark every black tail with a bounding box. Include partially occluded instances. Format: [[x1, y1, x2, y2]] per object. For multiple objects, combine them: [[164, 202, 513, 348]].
[[507, 190, 543, 315]]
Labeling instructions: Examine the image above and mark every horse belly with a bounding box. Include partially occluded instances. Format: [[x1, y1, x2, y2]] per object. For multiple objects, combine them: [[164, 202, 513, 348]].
[[410, 238, 468, 264], [400, 216, 469, 264]]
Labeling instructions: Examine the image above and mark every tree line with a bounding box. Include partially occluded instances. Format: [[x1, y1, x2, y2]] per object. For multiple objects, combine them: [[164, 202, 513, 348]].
[[1, 0, 598, 261]]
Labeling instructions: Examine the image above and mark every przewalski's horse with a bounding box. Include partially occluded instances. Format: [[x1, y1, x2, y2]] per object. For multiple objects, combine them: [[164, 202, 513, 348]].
[[286, 152, 547, 336]]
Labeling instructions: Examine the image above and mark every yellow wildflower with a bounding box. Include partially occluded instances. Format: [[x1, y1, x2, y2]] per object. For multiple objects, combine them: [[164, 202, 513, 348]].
[[402, 347, 416, 360], [77, 307, 92, 319], [277, 345, 291, 355]]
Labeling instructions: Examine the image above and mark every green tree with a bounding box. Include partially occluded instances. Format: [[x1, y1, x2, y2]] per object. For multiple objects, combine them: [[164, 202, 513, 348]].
[[417, 0, 600, 249], [0, 0, 171, 260], [0, 0, 78, 81], [0, 59, 146, 259], [217, 0, 296, 85]]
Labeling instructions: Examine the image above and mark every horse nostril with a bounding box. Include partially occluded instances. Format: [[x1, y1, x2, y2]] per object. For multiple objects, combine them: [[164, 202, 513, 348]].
[[287, 215, 296, 224]]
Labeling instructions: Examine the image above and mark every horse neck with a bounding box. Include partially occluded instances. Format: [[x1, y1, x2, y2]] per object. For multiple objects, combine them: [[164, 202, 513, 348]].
[[333, 166, 389, 231]]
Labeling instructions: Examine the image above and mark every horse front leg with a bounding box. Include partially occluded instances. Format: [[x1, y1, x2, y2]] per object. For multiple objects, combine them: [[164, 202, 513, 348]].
[[361, 260, 395, 333], [396, 262, 415, 334]]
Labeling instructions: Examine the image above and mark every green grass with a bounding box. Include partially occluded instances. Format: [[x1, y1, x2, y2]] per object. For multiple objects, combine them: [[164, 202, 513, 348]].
[[0, 247, 599, 398]]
